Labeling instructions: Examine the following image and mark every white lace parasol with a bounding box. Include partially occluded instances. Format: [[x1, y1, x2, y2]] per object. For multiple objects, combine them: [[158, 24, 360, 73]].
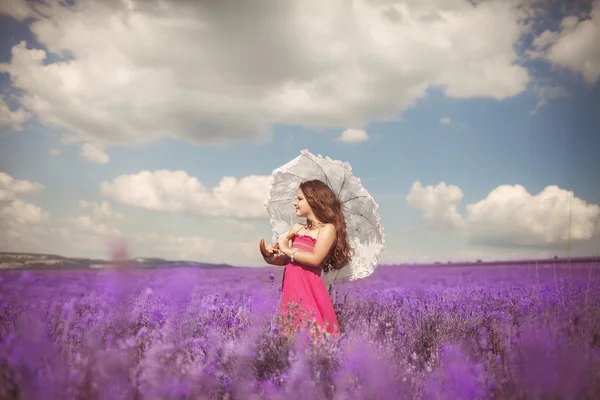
[[264, 149, 385, 285]]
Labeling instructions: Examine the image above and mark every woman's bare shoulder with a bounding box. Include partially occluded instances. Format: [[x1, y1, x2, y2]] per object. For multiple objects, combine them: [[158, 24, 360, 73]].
[[320, 223, 336, 235], [290, 223, 303, 233]]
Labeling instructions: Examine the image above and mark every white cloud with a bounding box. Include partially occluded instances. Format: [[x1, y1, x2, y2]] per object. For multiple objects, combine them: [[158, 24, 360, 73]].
[[532, 1, 600, 84], [530, 83, 570, 113], [0, 172, 52, 253], [50, 148, 60, 156], [131, 233, 262, 265], [465, 185, 600, 247], [1, 204, 122, 258], [134, 233, 214, 261], [0, 197, 53, 255], [64, 201, 124, 241], [335, 129, 369, 143], [2, 218, 120, 259], [0, 0, 532, 146], [0, 172, 44, 202], [406, 181, 466, 230], [0, 204, 267, 264], [0, 171, 124, 256], [101, 171, 272, 219], [79, 200, 123, 219], [81, 143, 109, 164], [0, 0, 37, 21], [0, 199, 49, 227], [68, 215, 121, 237], [43, 201, 124, 254], [407, 181, 600, 248], [440, 117, 452, 125], [0, 97, 31, 131], [0, 171, 268, 264], [0, 169, 269, 264]]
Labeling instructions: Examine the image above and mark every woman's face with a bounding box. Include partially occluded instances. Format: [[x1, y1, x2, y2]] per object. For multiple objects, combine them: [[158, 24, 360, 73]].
[[293, 188, 311, 218]]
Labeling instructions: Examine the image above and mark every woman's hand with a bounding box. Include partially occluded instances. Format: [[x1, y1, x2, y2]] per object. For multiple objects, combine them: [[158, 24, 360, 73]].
[[265, 243, 275, 255], [264, 243, 279, 261], [277, 236, 291, 252], [264, 242, 289, 266]]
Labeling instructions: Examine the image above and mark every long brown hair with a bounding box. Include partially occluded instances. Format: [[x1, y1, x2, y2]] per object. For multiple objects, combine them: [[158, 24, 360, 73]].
[[299, 179, 353, 270]]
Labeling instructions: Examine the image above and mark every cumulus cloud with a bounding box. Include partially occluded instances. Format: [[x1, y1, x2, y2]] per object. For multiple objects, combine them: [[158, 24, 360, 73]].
[[531, 0, 600, 84], [0, 97, 31, 131], [2, 215, 120, 257], [0, 198, 49, 227], [406, 181, 466, 230], [335, 129, 369, 143], [0, 0, 37, 21], [81, 143, 109, 164], [0, 173, 52, 252], [0, 0, 532, 148], [530, 83, 570, 113], [0, 170, 263, 264], [51, 200, 124, 242], [0, 171, 263, 264], [63, 200, 124, 241], [101, 171, 272, 219], [79, 200, 123, 219], [0, 172, 44, 201], [0, 171, 124, 255], [131, 233, 261, 265], [406, 181, 600, 248], [68, 215, 121, 237], [465, 185, 600, 247], [134, 234, 214, 262], [2, 206, 122, 258]]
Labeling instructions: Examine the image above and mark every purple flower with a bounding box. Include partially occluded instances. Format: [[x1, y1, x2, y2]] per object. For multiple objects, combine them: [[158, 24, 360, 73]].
[[0, 261, 598, 398]]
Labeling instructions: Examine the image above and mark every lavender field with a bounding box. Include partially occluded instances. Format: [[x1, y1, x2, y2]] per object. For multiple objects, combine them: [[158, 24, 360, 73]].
[[1, 261, 599, 399]]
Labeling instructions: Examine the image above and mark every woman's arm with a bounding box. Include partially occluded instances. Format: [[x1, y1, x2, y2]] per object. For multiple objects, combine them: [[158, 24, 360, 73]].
[[278, 224, 336, 268], [264, 223, 302, 265]]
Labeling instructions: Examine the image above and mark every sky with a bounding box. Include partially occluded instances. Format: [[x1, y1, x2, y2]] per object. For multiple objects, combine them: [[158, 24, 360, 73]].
[[0, 0, 599, 267]]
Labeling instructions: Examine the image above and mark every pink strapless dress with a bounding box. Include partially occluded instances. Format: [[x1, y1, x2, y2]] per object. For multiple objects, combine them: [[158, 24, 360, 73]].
[[279, 234, 340, 335]]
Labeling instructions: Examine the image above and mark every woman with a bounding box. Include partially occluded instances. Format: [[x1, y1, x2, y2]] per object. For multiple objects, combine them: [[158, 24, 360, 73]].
[[263, 179, 353, 335]]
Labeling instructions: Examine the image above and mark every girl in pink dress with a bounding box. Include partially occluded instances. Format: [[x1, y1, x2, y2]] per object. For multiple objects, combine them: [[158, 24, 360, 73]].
[[263, 180, 354, 336]]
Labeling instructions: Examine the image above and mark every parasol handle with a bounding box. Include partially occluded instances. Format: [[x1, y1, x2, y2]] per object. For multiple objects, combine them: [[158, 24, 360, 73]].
[[259, 231, 296, 258], [274, 230, 296, 250]]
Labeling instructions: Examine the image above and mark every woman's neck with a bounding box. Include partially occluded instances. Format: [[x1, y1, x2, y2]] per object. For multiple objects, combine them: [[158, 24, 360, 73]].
[[305, 218, 323, 229]]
